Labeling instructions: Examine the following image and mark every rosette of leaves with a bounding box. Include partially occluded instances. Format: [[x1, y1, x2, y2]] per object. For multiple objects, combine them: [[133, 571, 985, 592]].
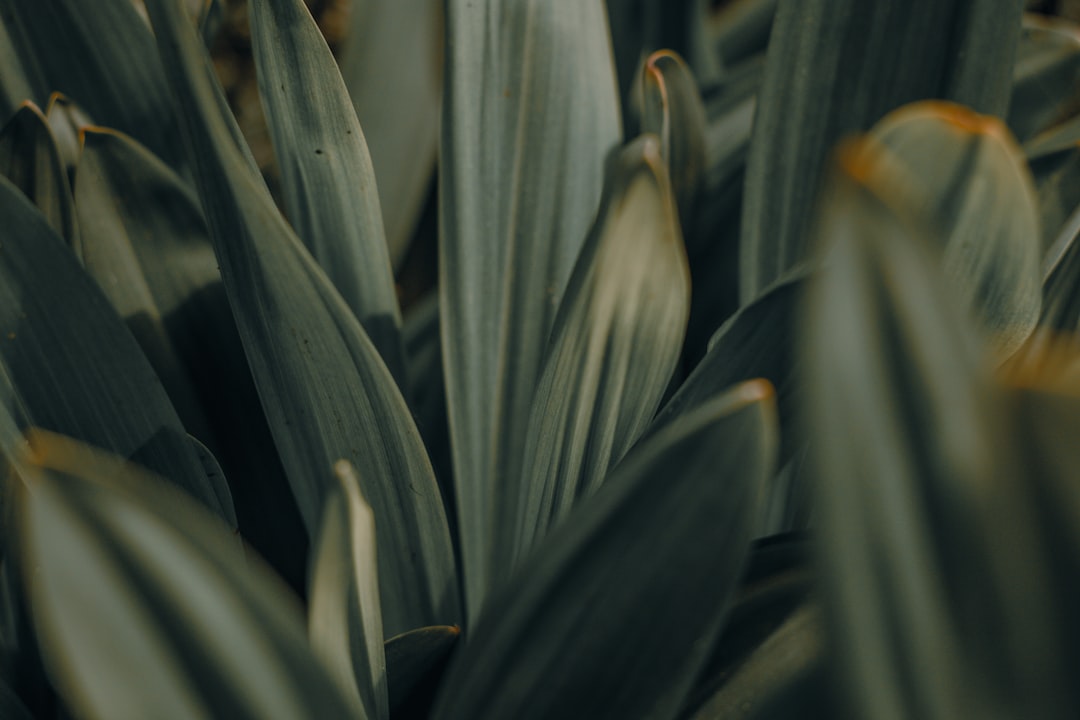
[[1, 0, 1080, 719]]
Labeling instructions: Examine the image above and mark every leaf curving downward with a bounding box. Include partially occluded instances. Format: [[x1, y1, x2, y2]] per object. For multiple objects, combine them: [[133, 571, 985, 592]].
[[511, 135, 690, 570], [441, 0, 622, 618], [433, 382, 774, 720], [145, 0, 459, 636], [249, 0, 405, 385]]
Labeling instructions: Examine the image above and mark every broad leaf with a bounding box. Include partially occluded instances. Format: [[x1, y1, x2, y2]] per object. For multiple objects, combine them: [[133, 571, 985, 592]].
[[249, 0, 405, 384], [740, 0, 1023, 302], [0, 0, 186, 173], [69, 125, 308, 593], [0, 103, 77, 247], [512, 135, 690, 569], [432, 382, 774, 720], [339, 0, 440, 269], [440, 0, 622, 617], [145, 0, 459, 635], [308, 461, 387, 720], [864, 101, 1042, 359], [0, 175, 234, 524], [17, 431, 355, 720]]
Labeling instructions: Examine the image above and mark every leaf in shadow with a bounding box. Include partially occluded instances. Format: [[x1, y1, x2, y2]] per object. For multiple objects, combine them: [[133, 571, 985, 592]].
[[249, 0, 405, 384], [1007, 13, 1080, 143], [384, 625, 460, 720], [740, 0, 1023, 303], [0, 102, 77, 249], [44, 93, 92, 187], [145, 0, 459, 636], [512, 135, 690, 570], [16, 430, 355, 720], [440, 0, 622, 618], [432, 381, 775, 720], [0, 174, 234, 525]]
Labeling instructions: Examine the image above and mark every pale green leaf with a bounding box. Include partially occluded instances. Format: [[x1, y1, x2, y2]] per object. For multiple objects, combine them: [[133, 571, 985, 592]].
[[249, 0, 405, 384], [145, 0, 459, 635], [440, 0, 622, 618], [511, 135, 690, 569], [308, 461, 387, 720], [18, 431, 354, 720], [44, 93, 93, 186]]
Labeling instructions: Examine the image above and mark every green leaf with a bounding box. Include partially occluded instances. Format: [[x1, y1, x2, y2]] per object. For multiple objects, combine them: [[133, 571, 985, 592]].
[[339, 0, 440, 270], [634, 50, 708, 229], [144, 0, 459, 636], [1008, 14, 1080, 143], [0, 0, 187, 174], [308, 461, 387, 720], [0, 675, 32, 720], [1030, 146, 1080, 254], [511, 135, 690, 569], [44, 93, 92, 186], [863, 101, 1042, 360], [249, 0, 405, 385], [0, 10, 43, 122], [740, 0, 1023, 303], [440, 0, 622, 618], [384, 626, 460, 720], [803, 142, 1063, 718], [67, 124, 308, 594], [17, 431, 355, 720], [0, 174, 234, 524], [1024, 113, 1080, 159], [432, 381, 775, 720], [711, 0, 777, 70], [74, 127, 214, 443], [0, 102, 78, 248]]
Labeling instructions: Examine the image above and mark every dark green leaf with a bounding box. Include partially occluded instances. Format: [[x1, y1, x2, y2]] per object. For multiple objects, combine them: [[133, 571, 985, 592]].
[[249, 0, 405, 384], [0, 0, 186, 174], [0, 174, 234, 523], [0, 103, 77, 248], [145, 0, 459, 636], [18, 431, 355, 720], [740, 0, 1023, 302], [512, 135, 690, 569], [1030, 146, 1080, 254], [44, 93, 92, 186], [864, 101, 1042, 359], [339, 0, 440, 269], [385, 626, 460, 720], [440, 0, 621, 618], [1008, 14, 1080, 143], [0, 675, 32, 720], [1025, 113, 1080, 159], [0, 10, 42, 122], [66, 123, 307, 594], [711, 0, 777, 70], [432, 382, 775, 720], [308, 461, 386, 720]]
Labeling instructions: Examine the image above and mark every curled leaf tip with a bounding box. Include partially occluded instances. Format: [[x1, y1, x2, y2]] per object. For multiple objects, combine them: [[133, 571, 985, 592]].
[[834, 137, 884, 186], [739, 378, 777, 404]]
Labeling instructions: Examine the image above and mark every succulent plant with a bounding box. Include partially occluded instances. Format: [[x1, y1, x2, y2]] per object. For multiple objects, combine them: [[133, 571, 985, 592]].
[[1, 0, 1080, 718]]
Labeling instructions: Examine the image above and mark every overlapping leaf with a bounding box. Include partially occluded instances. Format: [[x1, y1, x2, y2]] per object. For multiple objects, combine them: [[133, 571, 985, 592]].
[[740, 0, 1022, 302], [144, 0, 459, 636], [69, 125, 308, 592], [0, 175, 233, 523], [1008, 14, 1080, 143], [440, 0, 622, 617], [249, 0, 405, 384], [864, 101, 1042, 359], [44, 93, 92, 185], [0, 103, 77, 247], [512, 135, 690, 569], [384, 626, 460, 720], [0, 0, 185, 173], [433, 382, 774, 720], [17, 431, 355, 720], [308, 461, 387, 720], [339, 0, 440, 269]]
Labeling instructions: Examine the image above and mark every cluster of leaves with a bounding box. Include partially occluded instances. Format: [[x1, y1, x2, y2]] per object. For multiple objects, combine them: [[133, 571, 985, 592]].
[[0, 0, 1079, 718]]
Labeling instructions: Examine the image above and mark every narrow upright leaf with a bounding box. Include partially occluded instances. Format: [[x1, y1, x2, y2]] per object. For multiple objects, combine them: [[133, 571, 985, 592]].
[[740, 0, 1023, 302], [0, 103, 78, 248], [0, 175, 233, 524], [249, 0, 405, 384], [145, 0, 459, 635], [1008, 14, 1080, 143], [512, 135, 690, 569], [441, 0, 622, 618], [44, 93, 93, 185], [17, 431, 355, 720], [433, 382, 774, 720], [340, 0, 441, 269], [308, 461, 387, 720]]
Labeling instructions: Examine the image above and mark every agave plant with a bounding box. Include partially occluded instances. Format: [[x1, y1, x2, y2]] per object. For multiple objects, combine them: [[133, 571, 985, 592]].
[[1, 0, 1080, 718]]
